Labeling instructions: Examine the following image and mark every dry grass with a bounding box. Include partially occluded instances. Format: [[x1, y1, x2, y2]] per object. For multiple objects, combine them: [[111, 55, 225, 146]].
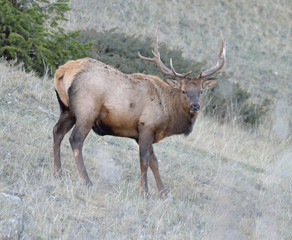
[[1, 0, 292, 239], [0, 58, 291, 239]]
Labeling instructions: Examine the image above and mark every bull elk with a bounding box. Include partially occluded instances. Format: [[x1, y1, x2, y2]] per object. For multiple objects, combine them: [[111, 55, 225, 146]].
[[53, 29, 226, 196]]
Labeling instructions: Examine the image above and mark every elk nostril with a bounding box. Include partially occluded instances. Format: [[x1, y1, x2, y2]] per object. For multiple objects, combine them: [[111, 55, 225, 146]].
[[190, 104, 200, 111]]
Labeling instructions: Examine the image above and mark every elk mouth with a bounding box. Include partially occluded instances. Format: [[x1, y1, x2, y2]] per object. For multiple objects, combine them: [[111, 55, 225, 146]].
[[190, 109, 200, 115]]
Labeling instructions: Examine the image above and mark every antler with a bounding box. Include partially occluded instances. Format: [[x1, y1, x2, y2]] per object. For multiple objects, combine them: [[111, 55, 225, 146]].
[[138, 28, 192, 78], [199, 31, 226, 78]]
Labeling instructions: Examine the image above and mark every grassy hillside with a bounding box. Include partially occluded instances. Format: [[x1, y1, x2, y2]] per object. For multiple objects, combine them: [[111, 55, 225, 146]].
[[0, 60, 291, 238], [1, 0, 292, 239], [66, 0, 291, 105]]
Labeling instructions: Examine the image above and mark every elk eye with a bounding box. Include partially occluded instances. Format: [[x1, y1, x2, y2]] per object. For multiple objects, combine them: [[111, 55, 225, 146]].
[[200, 90, 203, 94], [182, 90, 186, 94]]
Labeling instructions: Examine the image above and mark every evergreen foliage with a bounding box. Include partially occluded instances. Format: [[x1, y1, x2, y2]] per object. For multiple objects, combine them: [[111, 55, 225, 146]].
[[0, 0, 91, 76], [77, 29, 268, 126]]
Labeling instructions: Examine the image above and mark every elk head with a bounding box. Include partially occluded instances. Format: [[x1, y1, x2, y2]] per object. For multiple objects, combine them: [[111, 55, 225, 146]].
[[138, 29, 226, 115]]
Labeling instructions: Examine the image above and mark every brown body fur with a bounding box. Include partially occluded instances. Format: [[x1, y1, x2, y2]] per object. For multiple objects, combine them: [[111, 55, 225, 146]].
[[53, 56, 221, 196], [55, 58, 196, 143]]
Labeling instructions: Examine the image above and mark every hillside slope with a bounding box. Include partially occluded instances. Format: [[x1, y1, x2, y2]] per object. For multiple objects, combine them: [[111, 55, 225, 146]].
[[66, 0, 292, 106], [0, 60, 291, 239]]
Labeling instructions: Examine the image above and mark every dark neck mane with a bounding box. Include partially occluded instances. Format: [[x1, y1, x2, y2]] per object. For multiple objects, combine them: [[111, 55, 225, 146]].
[[165, 89, 197, 136]]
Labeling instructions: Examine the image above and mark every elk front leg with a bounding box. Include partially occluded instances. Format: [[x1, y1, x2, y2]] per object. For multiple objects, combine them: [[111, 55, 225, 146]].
[[53, 111, 76, 177], [69, 121, 93, 186], [138, 127, 154, 197], [149, 146, 166, 196]]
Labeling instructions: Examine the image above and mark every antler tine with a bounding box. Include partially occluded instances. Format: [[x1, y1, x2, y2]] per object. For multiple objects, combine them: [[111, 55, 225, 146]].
[[137, 28, 160, 62], [170, 58, 192, 78], [154, 27, 159, 54], [138, 28, 192, 78], [137, 52, 154, 61], [199, 30, 226, 78]]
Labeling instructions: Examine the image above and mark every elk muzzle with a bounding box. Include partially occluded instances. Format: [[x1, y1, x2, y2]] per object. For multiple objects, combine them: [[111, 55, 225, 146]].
[[190, 104, 200, 112]]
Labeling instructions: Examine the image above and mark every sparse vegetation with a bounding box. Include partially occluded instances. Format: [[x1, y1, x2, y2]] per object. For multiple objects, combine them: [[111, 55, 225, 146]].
[[0, 60, 291, 239], [203, 78, 270, 126], [0, 0, 291, 239]]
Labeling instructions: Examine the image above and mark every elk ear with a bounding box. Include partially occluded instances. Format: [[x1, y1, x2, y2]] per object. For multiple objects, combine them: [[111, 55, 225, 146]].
[[202, 78, 218, 89], [166, 78, 181, 89]]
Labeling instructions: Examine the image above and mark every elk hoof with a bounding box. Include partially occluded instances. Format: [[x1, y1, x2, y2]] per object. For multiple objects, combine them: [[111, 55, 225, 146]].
[[141, 191, 151, 199], [83, 179, 93, 187], [53, 169, 63, 178], [159, 189, 169, 198]]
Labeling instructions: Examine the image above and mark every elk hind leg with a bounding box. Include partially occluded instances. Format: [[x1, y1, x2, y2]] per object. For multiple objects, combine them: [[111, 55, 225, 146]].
[[69, 118, 96, 186], [53, 111, 76, 176]]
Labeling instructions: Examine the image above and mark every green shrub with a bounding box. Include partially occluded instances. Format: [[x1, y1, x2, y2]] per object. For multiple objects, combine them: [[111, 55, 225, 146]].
[[77, 28, 205, 79], [0, 0, 91, 76], [203, 77, 269, 126], [77, 29, 268, 127]]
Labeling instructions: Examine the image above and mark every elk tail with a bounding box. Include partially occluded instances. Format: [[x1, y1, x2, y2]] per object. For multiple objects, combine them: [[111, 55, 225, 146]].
[[55, 90, 69, 112], [54, 66, 70, 109]]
